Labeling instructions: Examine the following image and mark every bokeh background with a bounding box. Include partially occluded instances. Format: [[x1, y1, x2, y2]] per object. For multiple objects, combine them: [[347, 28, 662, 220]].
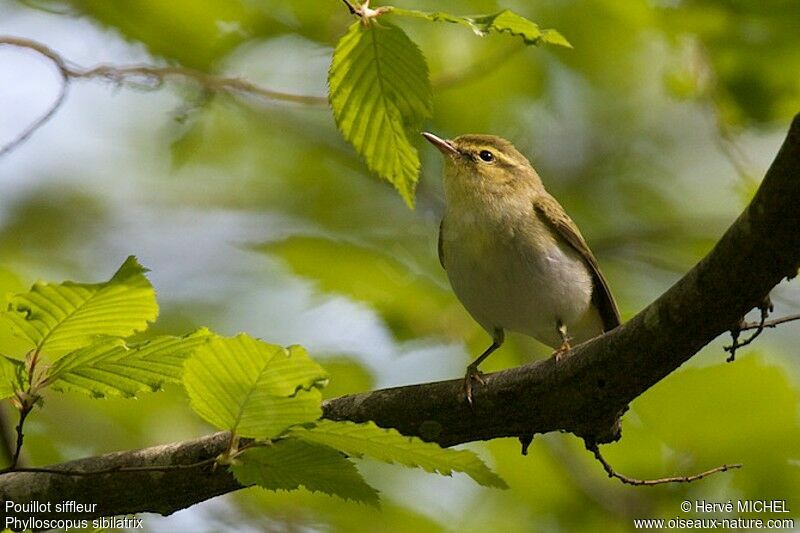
[[1, 0, 799, 531]]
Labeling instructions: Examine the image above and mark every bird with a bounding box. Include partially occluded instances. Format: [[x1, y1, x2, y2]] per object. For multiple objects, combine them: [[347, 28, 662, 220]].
[[422, 132, 620, 404]]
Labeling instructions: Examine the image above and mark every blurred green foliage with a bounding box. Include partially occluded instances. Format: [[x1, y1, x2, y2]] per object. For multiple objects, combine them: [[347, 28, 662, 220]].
[[74, 0, 281, 69], [659, 0, 800, 126], [259, 236, 474, 341], [67, 0, 351, 68], [1, 0, 799, 530]]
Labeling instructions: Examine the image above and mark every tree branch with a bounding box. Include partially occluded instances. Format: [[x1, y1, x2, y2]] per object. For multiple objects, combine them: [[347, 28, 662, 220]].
[[0, 38, 69, 157], [2, 113, 799, 520], [739, 312, 800, 331], [723, 296, 774, 361], [587, 443, 742, 487], [1, 433, 238, 521], [0, 36, 328, 157]]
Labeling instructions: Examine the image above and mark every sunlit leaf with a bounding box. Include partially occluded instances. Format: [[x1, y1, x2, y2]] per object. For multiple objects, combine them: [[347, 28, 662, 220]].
[[3, 257, 158, 358], [232, 439, 379, 506], [329, 20, 433, 206], [184, 334, 327, 438], [290, 420, 507, 489], [44, 329, 212, 398], [393, 8, 571, 48], [0, 355, 25, 400]]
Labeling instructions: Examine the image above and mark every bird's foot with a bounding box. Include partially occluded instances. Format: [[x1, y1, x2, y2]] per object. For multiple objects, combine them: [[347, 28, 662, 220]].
[[554, 321, 572, 362], [551, 339, 571, 362], [463, 365, 486, 406]]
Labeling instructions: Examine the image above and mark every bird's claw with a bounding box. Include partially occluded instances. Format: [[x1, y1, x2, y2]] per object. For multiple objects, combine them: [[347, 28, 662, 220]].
[[463, 366, 486, 406], [552, 340, 571, 362]]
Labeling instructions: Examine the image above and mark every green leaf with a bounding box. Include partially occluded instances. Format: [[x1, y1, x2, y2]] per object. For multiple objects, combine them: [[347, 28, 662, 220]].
[[393, 8, 572, 48], [329, 20, 433, 206], [3, 257, 158, 358], [44, 329, 212, 398], [183, 334, 327, 438], [290, 420, 507, 489], [232, 439, 379, 506], [0, 355, 25, 400]]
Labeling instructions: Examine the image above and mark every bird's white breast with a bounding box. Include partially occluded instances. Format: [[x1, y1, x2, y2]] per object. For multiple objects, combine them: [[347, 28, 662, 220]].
[[442, 198, 602, 348]]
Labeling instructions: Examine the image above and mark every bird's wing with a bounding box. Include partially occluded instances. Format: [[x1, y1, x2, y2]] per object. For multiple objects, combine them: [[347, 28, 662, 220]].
[[534, 195, 621, 331], [438, 219, 446, 269]]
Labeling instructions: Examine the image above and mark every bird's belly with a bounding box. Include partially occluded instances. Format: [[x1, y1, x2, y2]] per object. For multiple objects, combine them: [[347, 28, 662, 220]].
[[445, 233, 601, 348]]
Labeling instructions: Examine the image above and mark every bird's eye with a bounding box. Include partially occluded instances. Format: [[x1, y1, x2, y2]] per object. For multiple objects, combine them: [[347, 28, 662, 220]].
[[478, 150, 494, 162]]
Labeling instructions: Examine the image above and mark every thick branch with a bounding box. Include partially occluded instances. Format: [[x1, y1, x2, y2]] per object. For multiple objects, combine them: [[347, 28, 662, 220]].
[[1, 433, 237, 522], [2, 114, 799, 520]]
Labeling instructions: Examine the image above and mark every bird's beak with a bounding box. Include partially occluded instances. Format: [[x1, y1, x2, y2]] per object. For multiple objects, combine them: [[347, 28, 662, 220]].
[[422, 132, 459, 157]]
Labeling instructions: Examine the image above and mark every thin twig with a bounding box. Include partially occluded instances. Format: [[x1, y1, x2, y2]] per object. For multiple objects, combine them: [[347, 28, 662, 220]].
[[738, 312, 800, 331], [587, 442, 741, 486], [341, 0, 358, 15], [4, 348, 45, 470], [73, 64, 328, 105], [0, 36, 328, 157], [0, 39, 69, 157], [724, 296, 773, 361], [724, 312, 800, 362], [10, 406, 31, 470]]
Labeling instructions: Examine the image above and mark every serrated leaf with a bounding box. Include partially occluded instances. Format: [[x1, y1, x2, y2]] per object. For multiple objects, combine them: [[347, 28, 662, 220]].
[[290, 420, 507, 489], [3, 257, 158, 358], [329, 21, 433, 206], [44, 329, 212, 398], [393, 8, 572, 48], [0, 355, 25, 400], [232, 439, 379, 506], [184, 334, 327, 438]]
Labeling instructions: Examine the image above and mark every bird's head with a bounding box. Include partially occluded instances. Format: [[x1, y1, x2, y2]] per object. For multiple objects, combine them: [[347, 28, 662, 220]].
[[422, 132, 542, 198]]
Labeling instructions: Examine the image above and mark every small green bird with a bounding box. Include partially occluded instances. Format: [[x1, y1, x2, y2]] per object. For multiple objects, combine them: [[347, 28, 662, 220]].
[[423, 132, 620, 404]]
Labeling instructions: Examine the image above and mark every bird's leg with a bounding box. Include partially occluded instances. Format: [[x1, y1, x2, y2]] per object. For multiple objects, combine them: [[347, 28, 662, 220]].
[[552, 320, 571, 362], [464, 328, 504, 406]]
